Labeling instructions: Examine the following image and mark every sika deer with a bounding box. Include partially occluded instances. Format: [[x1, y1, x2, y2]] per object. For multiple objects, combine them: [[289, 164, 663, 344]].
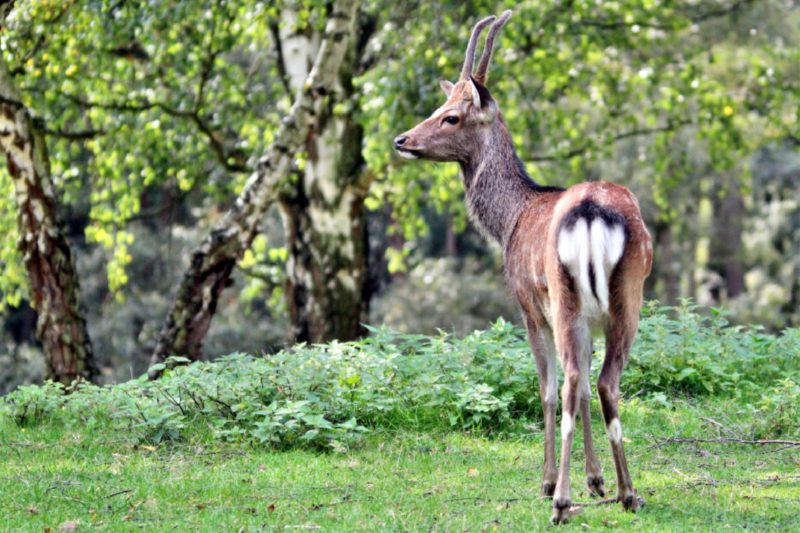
[[393, 10, 652, 524]]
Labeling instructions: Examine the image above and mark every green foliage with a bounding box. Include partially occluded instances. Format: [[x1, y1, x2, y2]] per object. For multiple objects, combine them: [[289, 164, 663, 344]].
[[625, 300, 800, 409], [0, 0, 288, 298], [3, 304, 800, 450], [238, 234, 287, 310], [2, 380, 66, 427], [622, 300, 800, 435]]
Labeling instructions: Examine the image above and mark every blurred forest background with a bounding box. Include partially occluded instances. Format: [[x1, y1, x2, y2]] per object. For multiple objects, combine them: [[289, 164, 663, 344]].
[[1, 0, 800, 394]]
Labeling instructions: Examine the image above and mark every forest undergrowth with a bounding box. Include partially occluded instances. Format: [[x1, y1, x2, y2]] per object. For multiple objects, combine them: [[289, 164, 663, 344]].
[[1, 302, 799, 531]]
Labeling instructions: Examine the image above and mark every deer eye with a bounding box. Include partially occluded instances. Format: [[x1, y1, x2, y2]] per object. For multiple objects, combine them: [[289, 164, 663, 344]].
[[443, 116, 460, 125]]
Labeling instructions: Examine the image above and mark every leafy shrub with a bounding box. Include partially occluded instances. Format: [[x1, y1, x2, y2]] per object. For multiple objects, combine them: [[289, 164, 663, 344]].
[[2, 302, 799, 448], [0, 319, 537, 449], [3, 380, 66, 427], [623, 300, 800, 404]]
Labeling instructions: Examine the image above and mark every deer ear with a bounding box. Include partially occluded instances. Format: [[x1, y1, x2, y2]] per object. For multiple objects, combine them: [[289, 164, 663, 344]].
[[439, 78, 454, 97], [467, 78, 482, 108]]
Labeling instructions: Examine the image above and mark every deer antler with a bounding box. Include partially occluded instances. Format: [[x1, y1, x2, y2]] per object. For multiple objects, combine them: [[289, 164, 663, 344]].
[[460, 15, 497, 81], [473, 10, 512, 85]]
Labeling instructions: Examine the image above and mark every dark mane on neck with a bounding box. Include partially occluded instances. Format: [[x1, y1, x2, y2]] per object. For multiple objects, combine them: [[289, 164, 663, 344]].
[[513, 154, 565, 193]]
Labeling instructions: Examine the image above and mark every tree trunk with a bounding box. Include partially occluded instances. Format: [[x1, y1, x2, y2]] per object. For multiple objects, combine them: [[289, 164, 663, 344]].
[[686, 221, 698, 300], [652, 220, 679, 306], [150, 0, 361, 371], [445, 215, 458, 257], [709, 178, 745, 299], [280, 127, 371, 344], [276, 8, 374, 344], [0, 52, 97, 385]]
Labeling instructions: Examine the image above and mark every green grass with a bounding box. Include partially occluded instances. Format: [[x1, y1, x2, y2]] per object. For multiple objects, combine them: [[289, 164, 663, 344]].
[[3, 399, 799, 532]]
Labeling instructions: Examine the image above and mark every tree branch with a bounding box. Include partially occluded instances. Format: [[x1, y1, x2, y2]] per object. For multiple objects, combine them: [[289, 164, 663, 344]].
[[125, 187, 193, 222], [578, 0, 757, 33], [9, 35, 46, 77], [194, 50, 217, 111], [579, 20, 672, 31], [269, 19, 294, 97], [0, 93, 25, 110], [66, 94, 249, 173], [185, 49, 250, 173], [529, 119, 693, 162], [0, 95, 105, 142], [518, 0, 576, 54], [43, 127, 105, 140], [690, 0, 756, 23]]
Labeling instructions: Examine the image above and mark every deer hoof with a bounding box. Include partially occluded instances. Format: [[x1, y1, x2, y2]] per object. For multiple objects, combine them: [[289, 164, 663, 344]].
[[620, 494, 644, 512], [550, 497, 571, 524], [587, 475, 605, 498], [541, 481, 556, 497]]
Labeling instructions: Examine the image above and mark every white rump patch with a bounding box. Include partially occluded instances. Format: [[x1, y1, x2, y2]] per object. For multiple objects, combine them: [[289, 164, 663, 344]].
[[590, 221, 625, 310], [607, 418, 622, 444], [557, 217, 626, 315]]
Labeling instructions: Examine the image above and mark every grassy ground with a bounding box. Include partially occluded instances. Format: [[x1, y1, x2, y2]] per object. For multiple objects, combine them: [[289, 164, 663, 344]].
[[2, 399, 799, 533]]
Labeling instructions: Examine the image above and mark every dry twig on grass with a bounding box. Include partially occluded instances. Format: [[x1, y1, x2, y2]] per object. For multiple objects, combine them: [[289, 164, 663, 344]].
[[654, 437, 800, 448]]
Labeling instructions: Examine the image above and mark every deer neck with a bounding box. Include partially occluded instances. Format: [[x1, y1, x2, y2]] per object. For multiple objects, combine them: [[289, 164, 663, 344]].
[[459, 119, 541, 246]]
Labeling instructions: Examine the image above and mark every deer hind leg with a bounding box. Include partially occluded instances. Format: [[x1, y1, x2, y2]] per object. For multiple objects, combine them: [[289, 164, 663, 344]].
[[551, 317, 590, 524], [523, 317, 558, 497], [580, 339, 605, 497], [597, 299, 645, 513]]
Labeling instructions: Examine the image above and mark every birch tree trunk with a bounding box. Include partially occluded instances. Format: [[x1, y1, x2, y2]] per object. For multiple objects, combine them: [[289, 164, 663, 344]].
[[150, 0, 361, 370], [0, 49, 97, 385], [276, 8, 373, 344]]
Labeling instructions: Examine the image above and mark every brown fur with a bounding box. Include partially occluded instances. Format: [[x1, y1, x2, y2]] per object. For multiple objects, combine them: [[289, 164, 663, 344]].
[[394, 11, 652, 524]]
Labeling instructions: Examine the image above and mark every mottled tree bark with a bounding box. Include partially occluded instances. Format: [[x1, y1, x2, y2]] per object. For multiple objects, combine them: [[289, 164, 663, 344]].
[[280, 128, 371, 343], [277, 8, 375, 344], [150, 0, 361, 371], [0, 51, 97, 385]]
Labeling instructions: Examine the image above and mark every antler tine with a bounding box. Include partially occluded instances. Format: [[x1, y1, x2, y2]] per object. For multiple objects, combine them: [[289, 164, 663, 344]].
[[474, 10, 512, 85], [460, 15, 497, 81]]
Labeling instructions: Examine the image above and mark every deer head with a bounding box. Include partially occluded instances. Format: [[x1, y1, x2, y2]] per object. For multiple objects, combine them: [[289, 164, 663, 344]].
[[393, 11, 512, 163]]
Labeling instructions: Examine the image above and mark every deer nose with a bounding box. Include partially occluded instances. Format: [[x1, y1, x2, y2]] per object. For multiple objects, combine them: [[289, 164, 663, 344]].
[[393, 136, 408, 150]]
